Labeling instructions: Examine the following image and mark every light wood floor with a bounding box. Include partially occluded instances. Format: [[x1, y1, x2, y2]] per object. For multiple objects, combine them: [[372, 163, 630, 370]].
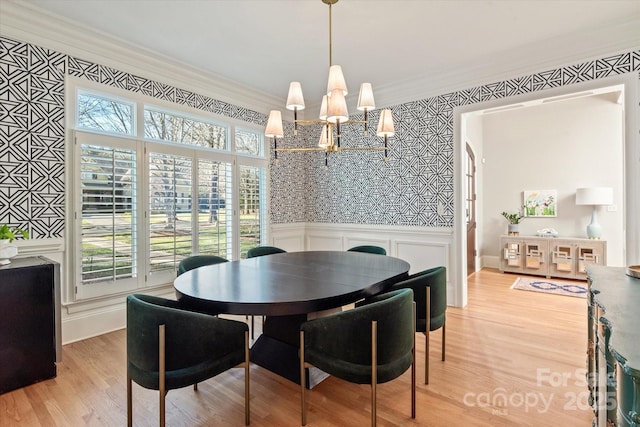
[[0, 269, 593, 426]]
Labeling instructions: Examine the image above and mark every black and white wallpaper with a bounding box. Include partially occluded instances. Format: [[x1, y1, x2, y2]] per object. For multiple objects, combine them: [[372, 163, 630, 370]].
[[1, 34, 639, 238]]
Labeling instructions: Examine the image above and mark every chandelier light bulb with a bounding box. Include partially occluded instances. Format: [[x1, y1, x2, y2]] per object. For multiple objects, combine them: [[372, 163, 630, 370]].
[[319, 95, 329, 121], [327, 65, 348, 96], [286, 82, 305, 110], [357, 83, 375, 111], [326, 90, 349, 124], [265, 110, 284, 138]]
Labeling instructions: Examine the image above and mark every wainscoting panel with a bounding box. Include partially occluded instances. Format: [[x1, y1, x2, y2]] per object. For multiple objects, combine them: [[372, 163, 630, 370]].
[[270, 223, 305, 252], [395, 240, 450, 275], [306, 233, 344, 251]]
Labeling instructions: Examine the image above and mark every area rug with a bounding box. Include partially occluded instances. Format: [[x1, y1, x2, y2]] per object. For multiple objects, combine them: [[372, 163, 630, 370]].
[[510, 277, 587, 298]]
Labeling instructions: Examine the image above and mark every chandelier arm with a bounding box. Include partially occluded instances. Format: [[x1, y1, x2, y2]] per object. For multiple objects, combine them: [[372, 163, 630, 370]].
[[275, 147, 328, 152], [292, 119, 368, 126], [294, 119, 327, 125]]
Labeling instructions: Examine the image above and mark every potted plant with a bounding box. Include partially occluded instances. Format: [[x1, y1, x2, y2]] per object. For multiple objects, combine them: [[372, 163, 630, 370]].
[[501, 209, 525, 235], [0, 224, 29, 243], [0, 225, 28, 265]]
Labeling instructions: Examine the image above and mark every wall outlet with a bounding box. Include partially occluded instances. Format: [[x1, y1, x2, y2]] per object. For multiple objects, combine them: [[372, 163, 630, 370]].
[[607, 204, 617, 212]]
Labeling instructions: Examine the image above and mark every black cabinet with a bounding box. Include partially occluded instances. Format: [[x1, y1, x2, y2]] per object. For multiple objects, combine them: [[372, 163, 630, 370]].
[[0, 257, 61, 394]]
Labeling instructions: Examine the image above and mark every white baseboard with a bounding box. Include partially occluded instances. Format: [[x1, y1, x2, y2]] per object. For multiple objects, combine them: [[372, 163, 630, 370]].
[[482, 255, 500, 269], [62, 304, 126, 345]]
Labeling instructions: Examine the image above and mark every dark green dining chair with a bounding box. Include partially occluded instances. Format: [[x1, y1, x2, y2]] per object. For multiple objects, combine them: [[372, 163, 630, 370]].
[[126, 294, 250, 426], [246, 246, 287, 338], [347, 245, 387, 255], [246, 245, 287, 258], [177, 254, 228, 276], [389, 266, 447, 384], [300, 288, 415, 426]]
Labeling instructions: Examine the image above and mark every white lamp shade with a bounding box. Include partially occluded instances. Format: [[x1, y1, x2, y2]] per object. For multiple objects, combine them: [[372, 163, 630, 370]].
[[327, 65, 348, 96], [265, 110, 284, 138], [576, 187, 613, 205], [357, 83, 375, 111], [318, 124, 334, 148], [376, 109, 395, 137], [326, 90, 349, 124], [319, 95, 328, 121], [286, 82, 305, 110]]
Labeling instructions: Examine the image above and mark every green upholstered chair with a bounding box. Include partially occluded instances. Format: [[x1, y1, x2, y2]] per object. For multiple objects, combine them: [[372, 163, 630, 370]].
[[246, 246, 287, 338], [246, 245, 287, 258], [347, 245, 387, 255], [299, 288, 415, 426], [126, 294, 250, 426], [389, 266, 446, 384], [177, 254, 228, 276]]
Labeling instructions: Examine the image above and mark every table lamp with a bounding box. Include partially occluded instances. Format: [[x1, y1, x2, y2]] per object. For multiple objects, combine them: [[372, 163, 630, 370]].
[[575, 187, 613, 239]]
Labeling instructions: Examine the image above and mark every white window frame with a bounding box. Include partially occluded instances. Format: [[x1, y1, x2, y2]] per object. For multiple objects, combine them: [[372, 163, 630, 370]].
[[67, 79, 269, 301]]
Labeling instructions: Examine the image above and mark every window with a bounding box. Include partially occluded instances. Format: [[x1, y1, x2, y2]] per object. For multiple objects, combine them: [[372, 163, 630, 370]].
[[80, 143, 137, 284], [238, 165, 266, 258], [144, 107, 228, 150], [236, 128, 263, 156], [148, 151, 194, 275], [197, 159, 233, 256], [72, 87, 267, 300], [77, 90, 134, 135]]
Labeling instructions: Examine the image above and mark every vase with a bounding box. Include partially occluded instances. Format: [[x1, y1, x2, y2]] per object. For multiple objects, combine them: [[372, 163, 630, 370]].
[[508, 224, 520, 236], [0, 239, 18, 265]]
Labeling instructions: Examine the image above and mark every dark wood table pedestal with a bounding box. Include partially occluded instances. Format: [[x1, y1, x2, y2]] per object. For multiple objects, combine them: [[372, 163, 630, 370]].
[[250, 314, 329, 388]]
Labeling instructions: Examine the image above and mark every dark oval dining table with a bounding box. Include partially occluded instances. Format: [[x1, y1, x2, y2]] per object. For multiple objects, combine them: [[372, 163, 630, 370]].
[[174, 250, 410, 316], [174, 250, 410, 387]]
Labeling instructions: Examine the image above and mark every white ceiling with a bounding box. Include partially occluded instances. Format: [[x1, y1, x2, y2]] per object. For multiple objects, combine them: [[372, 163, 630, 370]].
[[14, 0, 640, 110]]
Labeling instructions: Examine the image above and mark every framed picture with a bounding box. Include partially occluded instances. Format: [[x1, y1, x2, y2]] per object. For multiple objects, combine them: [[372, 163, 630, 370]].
[[523, 189, 557, 217]]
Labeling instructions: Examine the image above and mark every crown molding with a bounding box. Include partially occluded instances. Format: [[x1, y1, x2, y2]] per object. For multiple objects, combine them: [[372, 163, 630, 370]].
[[373, 17, 640, 109], [2, 0, 638, 114], [0, 0, 285, 115]]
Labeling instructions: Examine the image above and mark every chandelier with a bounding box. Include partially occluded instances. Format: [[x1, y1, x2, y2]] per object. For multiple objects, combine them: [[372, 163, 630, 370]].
[[264, 0, 395, 167]]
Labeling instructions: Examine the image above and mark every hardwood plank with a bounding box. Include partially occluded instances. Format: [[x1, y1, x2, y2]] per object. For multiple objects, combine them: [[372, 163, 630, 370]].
[[0, 269, 592, 426]]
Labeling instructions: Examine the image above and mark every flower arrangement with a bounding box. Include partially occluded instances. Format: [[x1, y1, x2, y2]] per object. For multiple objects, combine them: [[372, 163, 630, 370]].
[[0, 224, 29, 243]]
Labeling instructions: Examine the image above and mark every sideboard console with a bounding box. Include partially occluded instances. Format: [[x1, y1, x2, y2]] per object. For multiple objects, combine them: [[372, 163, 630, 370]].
[[499, 235, 606, 280], [587, 266, 640, 427], [0, 257, 61, 394]]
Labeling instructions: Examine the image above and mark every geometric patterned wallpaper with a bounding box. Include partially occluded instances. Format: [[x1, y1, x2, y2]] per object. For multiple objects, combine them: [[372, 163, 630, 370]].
[[280, 50, 640, 227], [0, 38, 66, 238], [1, 34, 639, 238]]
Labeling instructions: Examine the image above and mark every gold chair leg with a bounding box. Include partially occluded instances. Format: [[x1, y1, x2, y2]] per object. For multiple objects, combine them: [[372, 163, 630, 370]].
[[411, 302, 416, 419], [159, 324, 166, 427], [371, 320, 377, 427], [245, 330, 250, 426], [300, 330, 307, 426], [442, 322, 446, 361], [425, 287, 431, 385], [127, 375, 133, 427]]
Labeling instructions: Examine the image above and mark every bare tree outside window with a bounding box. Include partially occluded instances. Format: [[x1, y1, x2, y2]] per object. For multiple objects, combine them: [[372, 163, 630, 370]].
[[78, 93, 133, 135]]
